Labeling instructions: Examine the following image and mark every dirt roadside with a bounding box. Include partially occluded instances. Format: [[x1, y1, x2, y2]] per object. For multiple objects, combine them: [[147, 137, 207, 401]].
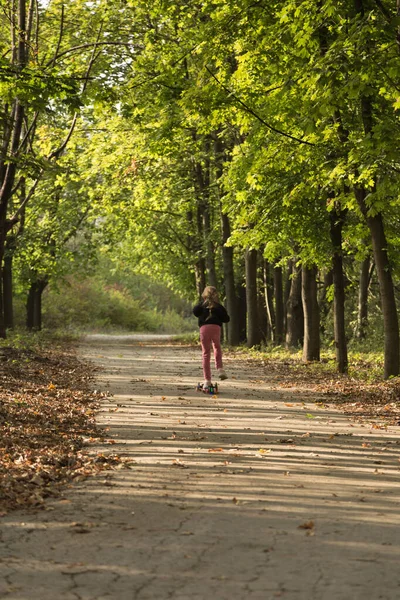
[[0, 334, 399, 600]]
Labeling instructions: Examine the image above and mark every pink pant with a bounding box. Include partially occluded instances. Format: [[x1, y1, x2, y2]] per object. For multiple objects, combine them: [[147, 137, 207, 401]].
[[200, 324, 223, 381]]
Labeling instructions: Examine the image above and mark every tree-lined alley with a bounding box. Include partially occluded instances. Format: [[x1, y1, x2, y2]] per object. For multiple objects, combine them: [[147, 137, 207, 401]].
[[2, 0, 400, 377]]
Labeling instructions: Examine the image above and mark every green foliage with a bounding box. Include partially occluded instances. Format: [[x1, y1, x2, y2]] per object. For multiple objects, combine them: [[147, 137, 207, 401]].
[[37, 274, 194, 334], [238, 343, 385, 383], [4, 0, 400, 373]]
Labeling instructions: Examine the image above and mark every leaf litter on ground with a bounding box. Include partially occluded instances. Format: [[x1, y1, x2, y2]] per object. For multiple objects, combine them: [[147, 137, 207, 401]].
[[229, 349, 400, 427], [3, 340, 400, 515], [0, 343, 121, 515]]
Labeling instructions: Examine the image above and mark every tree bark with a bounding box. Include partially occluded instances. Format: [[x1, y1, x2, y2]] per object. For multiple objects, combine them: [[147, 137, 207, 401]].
[[355, 256, 371, 340], [195, 152, 217, 288], [26, 283, 35, 330], [245, 248, 261, 347], [355, 188, 399, 378], [236, 280, 247, 343], [302, 265, 320, 362], [26, 277, 48, 331], [187, 208, 206, 296], [0, 0, 29, 337], [220, 213, 240, 345], [286, 261, 303, 348], [319, 269, 333, 334], [263, 260, 275, 342], [3, 254, 13, 330], [203, 204, 217, 288], [257, 251, 268, 342], [214, 136, 240, 345], [274, 265, 284, 345], [283, 259, 292, 337], [329, 207, 348, 373], [194, 260, 206, 297], [397, 0, 400, 53]]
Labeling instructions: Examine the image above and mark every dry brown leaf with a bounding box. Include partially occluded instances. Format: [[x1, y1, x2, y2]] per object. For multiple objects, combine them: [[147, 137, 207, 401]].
[[298, 520, 314, 530]]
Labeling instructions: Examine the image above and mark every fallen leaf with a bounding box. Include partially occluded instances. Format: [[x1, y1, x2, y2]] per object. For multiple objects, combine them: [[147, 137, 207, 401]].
[[172, 459, 187, 468], [298, 520, 314, 530]]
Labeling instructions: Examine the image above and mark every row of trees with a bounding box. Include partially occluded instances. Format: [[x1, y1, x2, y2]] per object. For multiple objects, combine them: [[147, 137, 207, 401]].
[[106, 0, 400, 379], [2, 1, 400, 378], [0, 0, 137, 330]]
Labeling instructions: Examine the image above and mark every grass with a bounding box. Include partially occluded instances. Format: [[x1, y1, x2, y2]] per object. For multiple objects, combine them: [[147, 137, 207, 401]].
[[172, 331, 199, 345], [228, 343, 386, 383]]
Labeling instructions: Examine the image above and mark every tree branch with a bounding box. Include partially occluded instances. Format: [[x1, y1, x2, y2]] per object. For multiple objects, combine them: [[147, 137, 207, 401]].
[[10, 171, 40, 220], [205, 66, 316, 147], [128, 43, 201, 90], [17, 111, 39, 154], [11, 26, 105, 220], [48, 25, 103, 160], [374, 0, 393, 22], [45, 41, 135, 67], [62, 206, 90, 245], [49, 1, 64, 68]]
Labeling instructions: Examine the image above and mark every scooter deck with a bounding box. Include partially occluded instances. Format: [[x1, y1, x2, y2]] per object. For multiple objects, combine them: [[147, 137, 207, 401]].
[[197, 382, 219, 394]]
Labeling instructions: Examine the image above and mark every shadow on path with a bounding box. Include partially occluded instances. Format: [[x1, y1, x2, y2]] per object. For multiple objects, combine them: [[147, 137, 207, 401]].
[[0, 336, 399, 600]]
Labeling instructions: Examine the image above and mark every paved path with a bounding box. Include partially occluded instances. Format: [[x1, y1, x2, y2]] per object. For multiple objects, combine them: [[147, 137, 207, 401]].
[[1, 335, 400, 600]]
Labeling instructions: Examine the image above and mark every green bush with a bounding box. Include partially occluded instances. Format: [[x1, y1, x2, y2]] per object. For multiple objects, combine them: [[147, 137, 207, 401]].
[[40, 276, 194, 333]]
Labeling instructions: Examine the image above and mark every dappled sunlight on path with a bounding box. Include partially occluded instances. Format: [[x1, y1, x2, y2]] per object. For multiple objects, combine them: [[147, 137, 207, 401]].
[[1, 336, 399, 599]]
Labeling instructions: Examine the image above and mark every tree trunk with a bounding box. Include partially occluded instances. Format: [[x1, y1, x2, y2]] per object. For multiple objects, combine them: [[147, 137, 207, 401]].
[[236, 279, 247, 343], [195, 152, 217, 288], [194, 260, 206, 297], [274, 265, 284, 345], [26, 283, 35, 330], [258, 251, 268, 342], [329, 207, 348, 373], [26, 278, 48, 331], [187, 208, 206, 297], [355, 188, 399, 378], [202, 147, 217, 288], [36, 279, 48, 330], [286, 261, 303, 348], [302, 265, 320, 362], [319, 269, 333, 334], [353, 0, 399, 378], [0, 1, 28, 337], [220, 213, 240, 345], [257, 291, 268, 343], [203, 205, 217, 288], [33, 284, 41, 330], [3, 253, 13, 330], [355, 256, 371, 340], [214, 136, 240, 345], [283, 260, 292, 337], [397, 0, 400, 52], [263, 260, 275, 342], [245, 248, 261, 347]]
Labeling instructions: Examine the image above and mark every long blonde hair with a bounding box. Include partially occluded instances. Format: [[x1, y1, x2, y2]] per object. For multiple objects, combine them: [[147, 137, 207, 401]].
[[202, 286, 219, 308]]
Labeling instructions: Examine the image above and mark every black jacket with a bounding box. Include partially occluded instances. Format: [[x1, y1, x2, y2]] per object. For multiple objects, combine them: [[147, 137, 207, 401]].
[[193, 301, 230, 328]]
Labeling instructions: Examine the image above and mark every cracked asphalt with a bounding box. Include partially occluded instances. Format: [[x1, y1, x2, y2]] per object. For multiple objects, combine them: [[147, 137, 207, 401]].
[[1, 334, 400, 600]]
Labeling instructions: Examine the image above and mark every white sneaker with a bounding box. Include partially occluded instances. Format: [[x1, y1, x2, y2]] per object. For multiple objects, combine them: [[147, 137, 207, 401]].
[[202, 380, 212, 391], [218, 369, 228, 380]]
